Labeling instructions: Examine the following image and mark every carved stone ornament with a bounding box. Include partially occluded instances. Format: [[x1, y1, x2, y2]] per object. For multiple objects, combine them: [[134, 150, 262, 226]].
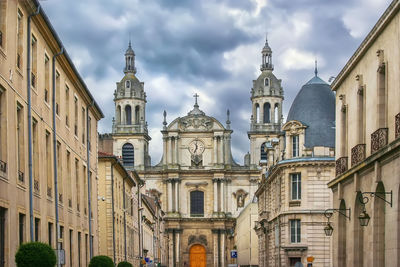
[[282, 120, 306, 134], [180, 116, 213, 131], [191, 154, 203, 166], [188, 235, 207, 246]]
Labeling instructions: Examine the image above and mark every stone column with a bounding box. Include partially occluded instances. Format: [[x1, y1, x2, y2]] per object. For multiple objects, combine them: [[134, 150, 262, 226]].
[[176, 229, 181, 266], [167, 181, 172, 212], [168, 137, 173, 164], [213, 179, 218, 213], [221, 231, 225, 267], [212, 230, 219, 266], [218, 137, 223, 164], [162, 137, 167, 165], [224, 135, 231, 164], [226, 179, 232, 213], [213, 137, 218, 164], [175, 136, 179, 165], [220, 179, 225, 212], [168, 231, 174, 267], [175, 179, 179, 213]]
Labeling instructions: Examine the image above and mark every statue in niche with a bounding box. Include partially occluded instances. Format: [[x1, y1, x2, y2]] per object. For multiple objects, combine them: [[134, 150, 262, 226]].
[[233, 189, 248, 209], [237, 194, 245, 208]]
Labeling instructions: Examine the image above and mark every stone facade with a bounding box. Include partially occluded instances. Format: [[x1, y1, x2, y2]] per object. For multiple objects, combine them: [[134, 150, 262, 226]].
[[98, 154, 140, 266], [0, 1, 103, 266], [329, 1, 400, 266]]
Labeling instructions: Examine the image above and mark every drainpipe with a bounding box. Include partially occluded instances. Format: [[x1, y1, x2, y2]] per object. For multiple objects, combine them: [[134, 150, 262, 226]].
[[111, 162, 116, 265], [27, 4, 40, 242], [138, 181, 144, 266], [87, 101, 94, 259], [123, 176, 127, 261], [52, 46, 64, 267]]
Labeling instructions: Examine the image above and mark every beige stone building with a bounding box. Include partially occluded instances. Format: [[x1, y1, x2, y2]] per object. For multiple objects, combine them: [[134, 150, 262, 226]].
[[329, 0, 400, 266], [98, 153, 140, 266], [254, 52, 335, 265], [235, 200, 259, 267], [0, 0, 104, 266]]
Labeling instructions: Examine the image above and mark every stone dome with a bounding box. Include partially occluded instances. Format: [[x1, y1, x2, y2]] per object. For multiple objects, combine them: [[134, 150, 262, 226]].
[[286, 74, 335, 148]]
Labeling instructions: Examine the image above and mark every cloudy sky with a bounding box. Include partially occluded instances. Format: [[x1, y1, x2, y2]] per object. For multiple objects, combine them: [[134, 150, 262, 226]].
[[42, 0, 391, 164]]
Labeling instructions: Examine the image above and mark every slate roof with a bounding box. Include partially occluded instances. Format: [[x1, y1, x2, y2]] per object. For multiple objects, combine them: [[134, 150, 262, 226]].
[[287, 74, 335, 148]]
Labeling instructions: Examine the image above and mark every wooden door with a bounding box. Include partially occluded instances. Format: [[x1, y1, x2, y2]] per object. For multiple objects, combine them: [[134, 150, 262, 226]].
[[190, 244, 206, 267]]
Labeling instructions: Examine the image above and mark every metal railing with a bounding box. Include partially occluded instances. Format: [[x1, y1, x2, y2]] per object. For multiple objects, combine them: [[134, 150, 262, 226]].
[[371, 128, 388, 154], [18, 170, 24, 183], [335, 156, 348, 176], [351, 144, 366, 166], [0, 160, 6, 173]]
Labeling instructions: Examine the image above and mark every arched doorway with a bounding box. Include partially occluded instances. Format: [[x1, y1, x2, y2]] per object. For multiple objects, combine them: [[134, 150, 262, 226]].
[[190, 244, 206, 267]]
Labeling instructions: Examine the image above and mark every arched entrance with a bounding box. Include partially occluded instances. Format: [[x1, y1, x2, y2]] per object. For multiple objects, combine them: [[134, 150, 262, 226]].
[[190, 244, 206, 267]]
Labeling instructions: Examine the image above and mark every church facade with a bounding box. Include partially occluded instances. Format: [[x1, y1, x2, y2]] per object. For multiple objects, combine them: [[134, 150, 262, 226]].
[[100, 40, 288, 266]]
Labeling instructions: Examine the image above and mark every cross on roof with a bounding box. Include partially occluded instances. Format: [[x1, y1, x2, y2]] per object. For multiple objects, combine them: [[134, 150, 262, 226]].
[[193, 93, 199, 105]]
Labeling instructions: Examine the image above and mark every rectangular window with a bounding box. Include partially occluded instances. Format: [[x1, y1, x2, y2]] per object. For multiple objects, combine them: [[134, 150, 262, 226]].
[[65, 85, 69, 127], [78, 232, 81, 267], [290, 219, 301, 243], [85, 234, 88, 267], [292, 135, 299, 157], [55, 71, 60, 115], [33, 119, 39, 193], [75, 159, 80, 211], [291, 173, 301, 200], [69, 229, 73, 266], [190, 191, 204, 216], [0, 1, 6, 48], [74, 96, 78, 136], [31, 35, 37, 88], [19, 213, 25, 245], [16, 9, 23, 69], [44, 55, 50, 103], [57, 141, 62, 203], [81, 107, 85, 144], [67, 151, 72, 207], [0, 207, 6, 266], [34, 217, 40, 241], [46, 131, 52, 197], [17, 103, 24, 183], [60, 226, 64, 249], [48, 222, 53, 247]]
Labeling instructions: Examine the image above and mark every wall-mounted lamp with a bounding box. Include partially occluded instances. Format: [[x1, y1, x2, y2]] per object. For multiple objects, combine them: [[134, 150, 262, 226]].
[[358, 190, 392, 227], [323, 208, 351, 236]]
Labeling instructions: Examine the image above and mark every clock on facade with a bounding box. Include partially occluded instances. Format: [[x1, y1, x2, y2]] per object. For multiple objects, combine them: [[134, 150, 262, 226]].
[[188, 140, 205, 155]]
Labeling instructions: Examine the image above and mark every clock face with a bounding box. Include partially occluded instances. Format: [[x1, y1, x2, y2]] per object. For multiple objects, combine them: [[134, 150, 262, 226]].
[[189, 140, 205, 155]]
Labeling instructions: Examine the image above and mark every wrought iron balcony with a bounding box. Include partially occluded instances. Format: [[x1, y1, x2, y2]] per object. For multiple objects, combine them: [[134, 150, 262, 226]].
[[351, 144, 366, 166], [371, 128, 388, 154], [34, 179, 40, 193], [68, 198, 72, 208], [335, 156, 348, 176], [59, 193, 63, 203], [0, 160, 6, 173], [31, 72, 36, 87], [77, 203, 80, 212], [18, 170, 24, 183], [396, 113, 400, 139]]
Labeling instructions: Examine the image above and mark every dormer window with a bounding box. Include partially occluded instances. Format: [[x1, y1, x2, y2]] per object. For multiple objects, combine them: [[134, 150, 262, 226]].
[[125, 80, 130, 89], [264, 78, 269, 86], [292, 135, 299, 157]]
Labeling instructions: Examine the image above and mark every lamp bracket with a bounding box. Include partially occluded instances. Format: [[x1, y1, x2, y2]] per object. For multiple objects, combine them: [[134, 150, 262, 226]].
[[324, 208, 351, 220], [358, 190, 392, 207]]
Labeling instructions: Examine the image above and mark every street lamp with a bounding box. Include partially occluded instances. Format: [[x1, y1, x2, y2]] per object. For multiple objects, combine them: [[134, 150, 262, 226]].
[[358, 209, 370, 227], [323, 208, 351, 236], [324, 222, 334, 236]]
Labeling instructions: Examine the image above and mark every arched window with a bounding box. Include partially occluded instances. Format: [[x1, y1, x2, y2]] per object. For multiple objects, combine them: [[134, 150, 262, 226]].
[[122, 143, 134, 167], [190, 191, 204, 216], [255, 103, 260, 123], [354, 192, 364, 267], [274, 103, 279, 123], [260, 142, 267, 161], [116, 105, 121, 124], [264, 78, 269, 86], [135, 106, 140, 124], [125, 105, 132, 125], [263, 103, 270, 123], [125, 80, 130, 89]]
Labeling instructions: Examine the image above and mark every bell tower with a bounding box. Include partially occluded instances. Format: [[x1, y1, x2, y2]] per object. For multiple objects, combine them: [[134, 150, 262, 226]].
[[248, 37, 284, 168], [112, 42, 151, 170]]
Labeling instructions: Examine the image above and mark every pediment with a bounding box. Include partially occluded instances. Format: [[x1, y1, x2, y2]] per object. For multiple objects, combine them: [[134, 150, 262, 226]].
[[282, 120, 307, 134], [168, 115, 225, 132]]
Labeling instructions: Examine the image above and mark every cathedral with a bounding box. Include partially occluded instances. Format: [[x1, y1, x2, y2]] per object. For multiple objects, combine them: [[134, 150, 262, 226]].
[[99, 38, 286, 266]]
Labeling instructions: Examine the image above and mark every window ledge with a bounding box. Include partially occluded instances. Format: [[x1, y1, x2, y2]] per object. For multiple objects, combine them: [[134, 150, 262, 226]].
[[289, 200, 301, 207]]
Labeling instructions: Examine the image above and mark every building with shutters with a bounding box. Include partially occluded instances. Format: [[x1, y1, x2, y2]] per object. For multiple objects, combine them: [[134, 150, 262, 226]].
[[0, 1, 104, 266]]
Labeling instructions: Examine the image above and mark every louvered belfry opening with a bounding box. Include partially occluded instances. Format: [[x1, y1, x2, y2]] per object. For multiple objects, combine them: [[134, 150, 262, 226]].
[[122, 143, 134, 167]]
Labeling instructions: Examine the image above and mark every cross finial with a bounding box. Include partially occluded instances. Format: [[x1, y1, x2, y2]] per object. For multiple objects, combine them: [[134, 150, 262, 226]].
[[193, 93, 199, 106], [314, 59, 318, 77]]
